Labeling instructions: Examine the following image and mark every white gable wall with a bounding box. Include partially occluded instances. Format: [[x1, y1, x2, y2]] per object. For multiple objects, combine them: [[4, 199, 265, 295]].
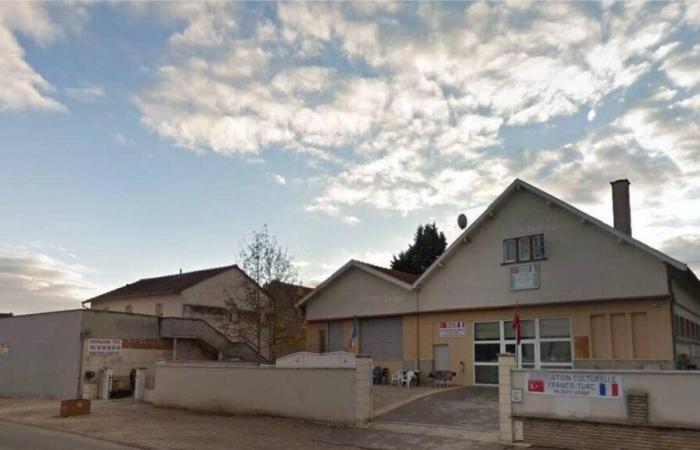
[[181, 268, 269, 310], [418, 189, 669, 311], [305, 267, 416, 321]]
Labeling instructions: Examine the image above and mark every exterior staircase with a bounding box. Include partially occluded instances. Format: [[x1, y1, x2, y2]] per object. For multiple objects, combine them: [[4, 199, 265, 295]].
[[159, 317, 264, 362]]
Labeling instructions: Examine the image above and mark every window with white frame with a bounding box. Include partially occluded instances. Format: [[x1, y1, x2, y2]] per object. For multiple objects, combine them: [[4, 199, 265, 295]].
[[503, 239, 517, 263], [473, 318, 572, 385], [503, 234, 545, 263]]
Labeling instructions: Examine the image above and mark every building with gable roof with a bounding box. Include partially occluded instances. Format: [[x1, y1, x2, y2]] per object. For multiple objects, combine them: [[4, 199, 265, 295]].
[[298, 179, 700, 385], [85, 264, 272, 359]]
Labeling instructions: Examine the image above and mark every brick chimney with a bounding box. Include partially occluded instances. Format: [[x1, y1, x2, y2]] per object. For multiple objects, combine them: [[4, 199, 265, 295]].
[[611, 179, 631, 236]]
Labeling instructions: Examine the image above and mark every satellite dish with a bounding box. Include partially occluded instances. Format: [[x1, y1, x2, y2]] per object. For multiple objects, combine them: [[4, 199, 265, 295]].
[[457, 213, 468, 230]]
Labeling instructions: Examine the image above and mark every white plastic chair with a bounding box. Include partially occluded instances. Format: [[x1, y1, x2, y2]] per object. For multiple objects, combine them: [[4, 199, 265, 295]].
[[390, 370, 404, 386], [402, 370, 416, 388]]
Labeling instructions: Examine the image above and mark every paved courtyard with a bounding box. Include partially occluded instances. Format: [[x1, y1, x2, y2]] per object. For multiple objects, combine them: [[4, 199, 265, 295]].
[[376, 386, 500, 431]]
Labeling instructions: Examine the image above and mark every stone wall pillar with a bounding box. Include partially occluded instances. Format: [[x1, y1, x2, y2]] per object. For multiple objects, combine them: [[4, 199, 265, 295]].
[[498, 353, 516, 442], [354, 356, 373, 424]]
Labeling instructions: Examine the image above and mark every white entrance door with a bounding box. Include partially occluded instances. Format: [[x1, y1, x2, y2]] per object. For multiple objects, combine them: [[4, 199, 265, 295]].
[[434, 344, 449, 371]]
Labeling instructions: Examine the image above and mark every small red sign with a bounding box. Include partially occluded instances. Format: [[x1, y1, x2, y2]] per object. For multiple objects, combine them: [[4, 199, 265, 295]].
[[528, 379, 545, 393]]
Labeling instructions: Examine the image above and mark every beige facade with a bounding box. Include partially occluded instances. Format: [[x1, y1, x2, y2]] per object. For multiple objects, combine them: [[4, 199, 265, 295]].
[[300, 180, 700, 385], [88, 267, 272, 359]]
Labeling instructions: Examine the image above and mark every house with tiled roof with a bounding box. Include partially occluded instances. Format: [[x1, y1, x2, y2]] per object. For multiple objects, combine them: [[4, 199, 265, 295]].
[[84, 265, 272, 359]]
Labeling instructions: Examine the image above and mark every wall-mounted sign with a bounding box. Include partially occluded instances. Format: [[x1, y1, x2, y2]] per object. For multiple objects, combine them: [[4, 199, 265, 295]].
[[0, 342, 8, 354], [510, 263, 540, 291], [439, 321, 466, 337], [511, 388, 523, 403], [526, 371, 622, 399], [88, 338, 122, 356]]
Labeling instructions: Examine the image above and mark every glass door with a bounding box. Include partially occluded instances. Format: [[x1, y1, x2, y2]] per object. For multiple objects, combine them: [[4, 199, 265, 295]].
[[473, 318, 572, 385]]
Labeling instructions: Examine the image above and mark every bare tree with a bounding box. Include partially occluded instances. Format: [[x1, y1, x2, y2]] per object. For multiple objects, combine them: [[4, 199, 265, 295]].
[[224, 225, 298, 359]]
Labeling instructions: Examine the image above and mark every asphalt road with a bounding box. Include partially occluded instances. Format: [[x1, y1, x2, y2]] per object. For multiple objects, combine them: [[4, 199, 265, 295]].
[[0, 420, 138, 450]]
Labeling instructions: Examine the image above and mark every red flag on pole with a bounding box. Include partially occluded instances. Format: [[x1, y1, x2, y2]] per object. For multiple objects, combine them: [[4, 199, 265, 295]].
[[512, 303, 522, 345]]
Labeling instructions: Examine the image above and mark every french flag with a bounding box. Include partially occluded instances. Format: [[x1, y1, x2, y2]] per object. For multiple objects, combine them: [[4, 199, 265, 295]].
[[598, 382, 620, 397]]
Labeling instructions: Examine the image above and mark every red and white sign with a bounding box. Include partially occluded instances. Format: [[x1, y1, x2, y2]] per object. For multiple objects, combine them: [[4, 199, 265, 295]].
[[439, 321, 466, 337], [88, 338, 122, 356], [526, 371, 622, 399]]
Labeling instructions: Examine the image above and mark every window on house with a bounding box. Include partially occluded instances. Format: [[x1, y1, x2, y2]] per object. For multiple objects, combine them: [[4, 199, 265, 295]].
[[503, 234, 544, 263], [533, 234, 545, 259], [155, 303, 163, 317], [518, 237, 531, 261], [503, 239, 517, 263], [125, 305, 132, 313]]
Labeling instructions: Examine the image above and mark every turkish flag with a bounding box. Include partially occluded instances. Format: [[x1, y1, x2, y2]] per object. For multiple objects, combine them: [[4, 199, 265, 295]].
[[528, 380, 545, 393]]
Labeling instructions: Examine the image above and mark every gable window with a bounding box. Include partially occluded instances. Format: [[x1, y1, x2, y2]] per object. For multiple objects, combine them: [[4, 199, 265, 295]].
[[503, 234, 545, 264], [503, 239, 517, 263], [518, 237, 531, 261], [533, 234, 545, 259]]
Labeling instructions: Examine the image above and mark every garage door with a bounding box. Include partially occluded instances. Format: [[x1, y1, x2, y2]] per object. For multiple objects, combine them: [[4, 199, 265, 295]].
[[360, 317, 402, 359], [328, 322, 344, 352]]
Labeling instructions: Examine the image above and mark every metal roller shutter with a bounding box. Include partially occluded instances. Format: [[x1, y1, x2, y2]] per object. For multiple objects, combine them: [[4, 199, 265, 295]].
[[360, 317, 402, 359], [328, 322, 344, 352]]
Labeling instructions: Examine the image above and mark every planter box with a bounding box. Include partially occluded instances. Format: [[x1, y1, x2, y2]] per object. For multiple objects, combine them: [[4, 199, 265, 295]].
[[60, 399, 91, 417]]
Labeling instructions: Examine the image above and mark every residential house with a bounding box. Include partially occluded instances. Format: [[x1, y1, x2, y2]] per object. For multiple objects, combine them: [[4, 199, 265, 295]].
[[84, 265, 272, 359]]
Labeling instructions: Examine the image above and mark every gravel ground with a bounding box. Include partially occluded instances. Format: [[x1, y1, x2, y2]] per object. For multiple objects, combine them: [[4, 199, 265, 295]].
[[0, 398, 358, 450]]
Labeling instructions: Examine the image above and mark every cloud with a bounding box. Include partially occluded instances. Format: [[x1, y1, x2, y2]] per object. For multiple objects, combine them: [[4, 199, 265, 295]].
[[662, 44, 700, 89], [131, 2, 698, 229], [342, 215, 360, 225], [661, 235, 700, 265], [0, 3, 88, 112], [65, 85, 105, 102], [272, 173, 286, 185], [0, 242, 100, 314]]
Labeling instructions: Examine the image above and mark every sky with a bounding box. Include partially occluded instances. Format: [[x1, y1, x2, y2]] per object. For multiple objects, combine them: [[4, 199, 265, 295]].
[[1, 1, 699, 315]]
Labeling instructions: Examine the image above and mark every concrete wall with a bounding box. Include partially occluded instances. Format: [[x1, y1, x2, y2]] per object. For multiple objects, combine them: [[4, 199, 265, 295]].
[[510, 368, 700, 427], [91, 294, 182, 316], [153, 357, 373, 424], [419, 190, 669, 311], [499, 354, 700, 449], [305, 266, 416, 321], [0, 310, 83, 398]]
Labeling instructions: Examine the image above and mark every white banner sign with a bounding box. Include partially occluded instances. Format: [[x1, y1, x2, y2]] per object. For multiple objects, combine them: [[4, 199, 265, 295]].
[[526, 371, 623, 399], [510, 263, 539, 290], [0, 342, 8, 354], [88, 338, 122, 356], [439, 321, 466, 337]]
